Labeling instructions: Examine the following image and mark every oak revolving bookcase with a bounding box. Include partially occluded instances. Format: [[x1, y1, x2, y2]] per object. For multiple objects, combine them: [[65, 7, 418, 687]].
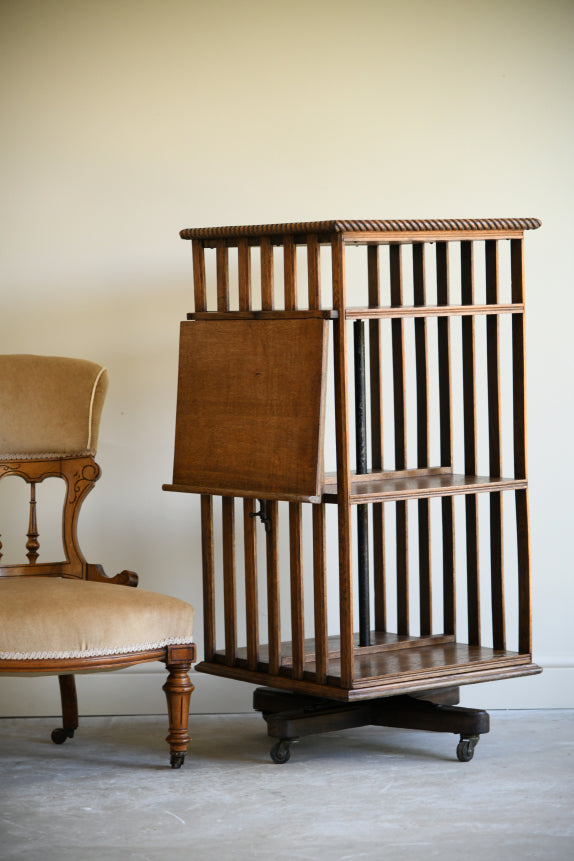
[[165, 218, 542, 763]]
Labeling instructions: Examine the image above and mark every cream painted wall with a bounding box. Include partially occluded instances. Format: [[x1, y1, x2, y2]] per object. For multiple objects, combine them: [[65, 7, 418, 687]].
[[1, 0, 573, 715]]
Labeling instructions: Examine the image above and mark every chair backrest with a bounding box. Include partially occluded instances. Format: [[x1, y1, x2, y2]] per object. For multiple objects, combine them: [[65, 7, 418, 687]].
[[0, 355, 109, 580]]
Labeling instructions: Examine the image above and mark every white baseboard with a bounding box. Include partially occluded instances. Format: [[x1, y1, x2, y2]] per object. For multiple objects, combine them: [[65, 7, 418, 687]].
[[0, 663, 572, 717]]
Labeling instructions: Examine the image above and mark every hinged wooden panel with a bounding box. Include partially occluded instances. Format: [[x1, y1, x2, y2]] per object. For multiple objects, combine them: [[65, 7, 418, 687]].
[[170, 318, 328, 501]]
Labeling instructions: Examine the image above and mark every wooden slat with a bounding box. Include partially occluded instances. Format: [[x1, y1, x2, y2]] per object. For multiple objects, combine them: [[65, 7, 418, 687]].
[[283, 233, 305, 678], [390, 245, 407, 471], [221, 496, 237, 665], [193, 237, 214, 669], [390, 243, 409, 635], [461, 240, 480, 646], [343, 229, 527, 245], [436, 245, 453, 468], [332, 233, 354, 687], [368, 245, 386, 632], [312, 502, 327, 684], [260, 238, 280, 673], [192, 239, 207, 311], [436, 242, 455, 636], [441, 497, 455, 635], [511, 240, 528, 480], [413, 244, 432, 636], [486, 242, 502, 475], [413, 246, 429, 469], [187, 310, 337, 321], [289, 502, 305, 680], [354, 319, 370, 646], [511, 237, 532, 654], [200, 495, 216, 661], [260, 237, 274, 310], [238, 238, 251, 311], [486, 240, 505, 650], [284, 235, 297, 311], [308, 231, 328, 682], [307, 234, 321, 310], [266, 499, 281, 675], [368, 246, 384, 467], [345, 303, 524, 320], [243, 498, 259, 671], [216, 240, 229, 312]]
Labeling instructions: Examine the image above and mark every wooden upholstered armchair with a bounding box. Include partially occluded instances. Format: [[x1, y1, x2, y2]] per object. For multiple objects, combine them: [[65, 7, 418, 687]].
[[0, 355, 196, 767]]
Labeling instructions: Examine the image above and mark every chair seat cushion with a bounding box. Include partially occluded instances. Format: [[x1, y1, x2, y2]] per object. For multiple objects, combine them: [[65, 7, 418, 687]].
[[0, 577, 194, 661]]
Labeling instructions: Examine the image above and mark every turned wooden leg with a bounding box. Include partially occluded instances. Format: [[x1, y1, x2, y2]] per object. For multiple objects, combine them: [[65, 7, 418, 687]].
[[163, 645, 195, 768], [51, 674, 79, 744]]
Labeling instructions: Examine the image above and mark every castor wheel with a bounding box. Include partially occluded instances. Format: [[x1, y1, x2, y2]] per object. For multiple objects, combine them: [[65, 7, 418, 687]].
[[456, 735, 480, 762], [170, 752, 186, 769], [270, 740, 292, 764], [51, 727, 74, 745]]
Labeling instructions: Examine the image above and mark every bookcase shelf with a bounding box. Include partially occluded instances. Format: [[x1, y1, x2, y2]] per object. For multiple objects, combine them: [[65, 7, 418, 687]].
[[322, 473, 527, 505]]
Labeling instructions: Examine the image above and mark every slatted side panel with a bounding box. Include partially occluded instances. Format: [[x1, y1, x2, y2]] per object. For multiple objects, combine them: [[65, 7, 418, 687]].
[[352, 236, 529, 656]]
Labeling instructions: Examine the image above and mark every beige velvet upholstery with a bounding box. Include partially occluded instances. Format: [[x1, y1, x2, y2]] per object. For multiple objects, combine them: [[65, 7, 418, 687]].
[[0, 354, 108, 457], [0, 578, 194, 663], [0, 354, 196, 766]]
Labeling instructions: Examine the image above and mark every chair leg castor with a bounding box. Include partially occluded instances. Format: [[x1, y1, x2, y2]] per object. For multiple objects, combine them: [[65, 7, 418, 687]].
[[170, 751, 186, 769], [456, 734, 480, 762], [51, 727, 74, 745]]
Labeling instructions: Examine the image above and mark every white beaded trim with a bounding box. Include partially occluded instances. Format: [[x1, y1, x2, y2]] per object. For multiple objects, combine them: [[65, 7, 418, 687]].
[[0, 637, 194, 660], [0, 451, 93, 461]]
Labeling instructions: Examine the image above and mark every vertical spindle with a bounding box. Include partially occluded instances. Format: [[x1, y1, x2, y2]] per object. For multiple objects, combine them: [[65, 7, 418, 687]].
[[486, 240, 505, 650], [413, 243, 432, 637], [332, 233, 354, 688], [390, 243, 409, 635], [461, 240, 480, 646], [368, 244, 386, 632], [511, 237, 532, 655], [354, 320, 370, 647], [26, 482, 39, 564], [436, 242, 456, 637]]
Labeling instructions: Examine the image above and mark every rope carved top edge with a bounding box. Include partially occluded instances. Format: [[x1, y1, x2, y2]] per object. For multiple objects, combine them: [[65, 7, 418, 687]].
[[179, 217, 542, 240]]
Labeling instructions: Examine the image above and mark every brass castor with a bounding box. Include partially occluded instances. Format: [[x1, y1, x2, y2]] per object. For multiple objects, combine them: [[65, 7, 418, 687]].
[[51, 728, 74, 745], [456, 735, 480, 762]]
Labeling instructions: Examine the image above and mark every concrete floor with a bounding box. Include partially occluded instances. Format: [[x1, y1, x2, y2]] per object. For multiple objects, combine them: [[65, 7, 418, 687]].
[[0, 711, 572, 861]]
